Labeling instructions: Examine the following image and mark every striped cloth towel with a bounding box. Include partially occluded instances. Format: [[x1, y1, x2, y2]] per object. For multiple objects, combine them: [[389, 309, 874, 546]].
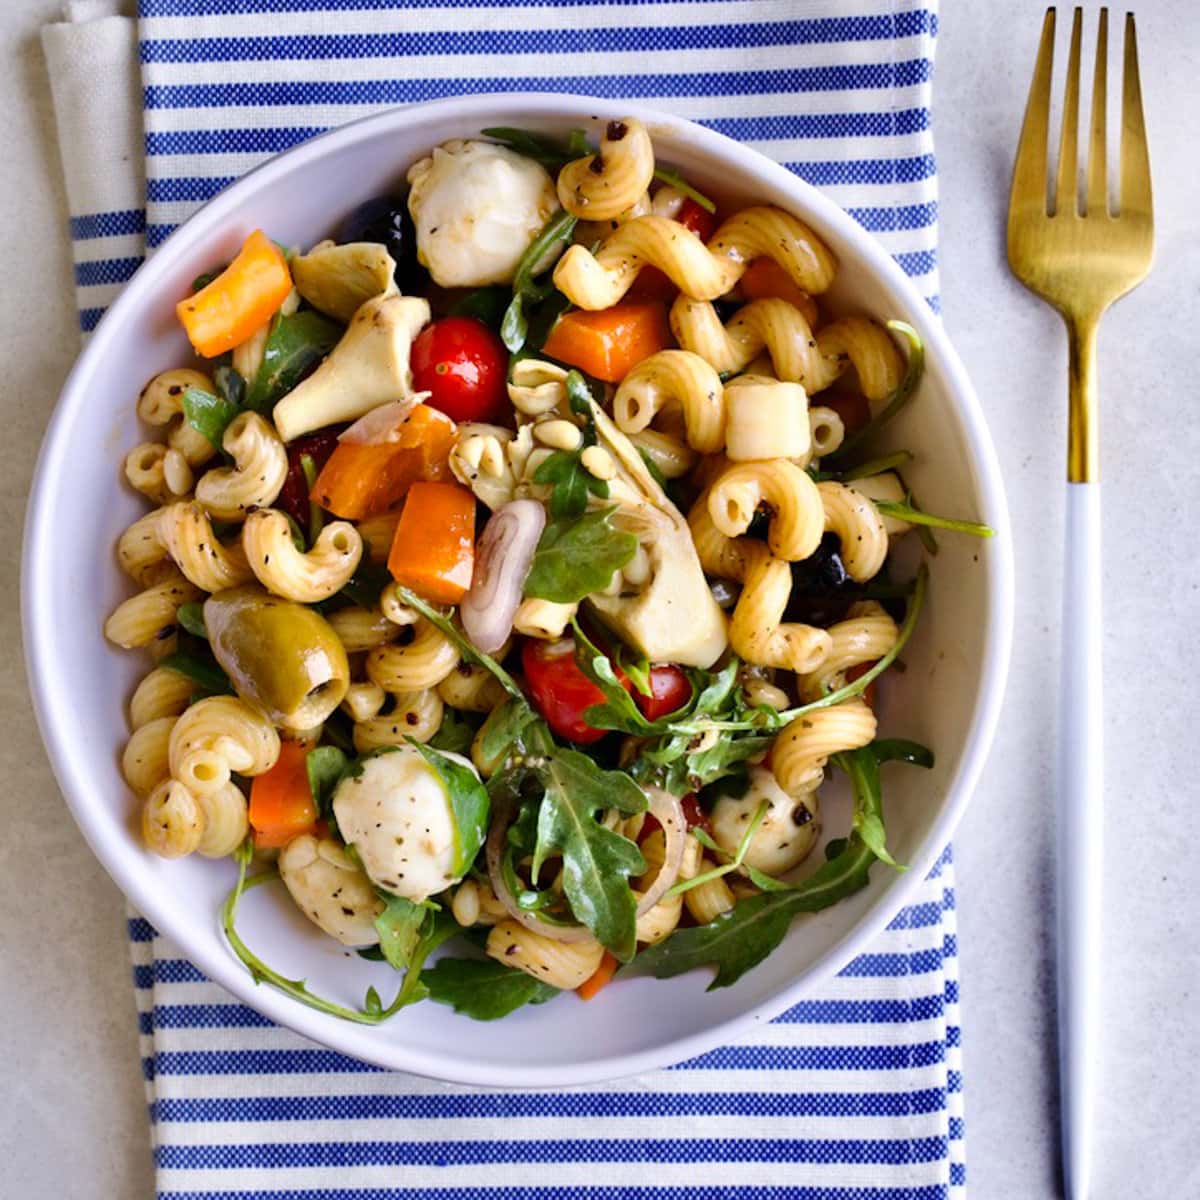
[[43, 2, 964, 1196]]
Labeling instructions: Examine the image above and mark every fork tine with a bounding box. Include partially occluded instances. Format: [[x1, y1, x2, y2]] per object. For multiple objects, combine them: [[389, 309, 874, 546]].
[[1086, 8, 1109, 215], [1055, 8, 1084, 215], [1120, 12, 1153, 215], [1011, 8, 1057, 213]]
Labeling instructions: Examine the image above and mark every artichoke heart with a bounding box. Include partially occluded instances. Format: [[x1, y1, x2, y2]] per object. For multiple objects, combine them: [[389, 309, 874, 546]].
[[204, 585, 350, 730], [291, 239, 399, 323]]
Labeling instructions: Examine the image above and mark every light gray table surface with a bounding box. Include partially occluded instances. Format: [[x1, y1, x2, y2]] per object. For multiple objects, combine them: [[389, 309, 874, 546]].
[[2, 2, 1197, 1197]]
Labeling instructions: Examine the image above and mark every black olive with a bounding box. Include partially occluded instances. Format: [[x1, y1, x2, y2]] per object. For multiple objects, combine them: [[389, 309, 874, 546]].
[[711, 297, 743, 323], [335, 195, 427, 293], [784, 532, 862, 626]]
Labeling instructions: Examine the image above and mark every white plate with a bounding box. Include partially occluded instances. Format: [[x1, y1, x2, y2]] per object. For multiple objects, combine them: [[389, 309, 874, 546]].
[[22, 94, 1013, 1087]]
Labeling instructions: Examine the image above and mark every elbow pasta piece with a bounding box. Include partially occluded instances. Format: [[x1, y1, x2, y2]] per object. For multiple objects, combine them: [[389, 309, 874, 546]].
[[799, 601, 899, 701], [121, 716, 176, 796], [486, 918, 604, 990], [771, 698, 877, 796], [554, 206, 837, 311], [817, 480, 889, 582], [436, 661, 509, 713], [845, 471, 912, 536], [508, 358, 569, 417], [512, 597, 579, 641], [707, 459, 824, 561], [158, 501, 254, 591], [742, 673, 791, 711], [635, 891, 683, 945], [612, 350, 725, 452], [142, 778, 204, 859], [379, 585, 419, 628], [124, 443, 172, 505], [342, 680, 387, 723], [242, 509, 363, 602], [352, 688, 443, 753], [169, 695, 281, 797], [627, 428, 697, 480], [129, 665, 196, 728], [684, 863, 738, 926], [357, 513, 401, 565], [117, 508, 170, 585], [327, 605, 402, 652], [671, 298, 903, 402], [557, 116, 655, 221], [104, 569, 203, 649], [194, 412, 288, 522], [365, 619, 460, 692], [194, 781, 250, 858], [689, 500, 831, 675], [808, 405, 845, 461], [137, 368, 219, 469], [721, 375, 811, 462]]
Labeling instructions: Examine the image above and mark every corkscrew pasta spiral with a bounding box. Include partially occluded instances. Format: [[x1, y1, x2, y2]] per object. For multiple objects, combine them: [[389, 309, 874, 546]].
[[612, 350, 725, 453], [553, 206, 837, 311], [365, 619, 460, 693], [242, 508, 363, 602], [486, 919, 605, 989], [117, 508, 170, 586], [817, 480, 889, 582], [104, 569, 202, 649], [352, 688, 443, 753], [137, 368, 218, 469], [168, 695, 281, 797], [158, 501, 254, 592], [799, 601, 899, 702], [129, 665, 195, 728], [194, 412, 288, 522], [556, 117, 655, 222], [706, 459, 824, 561], [771, 698, 877, 796]]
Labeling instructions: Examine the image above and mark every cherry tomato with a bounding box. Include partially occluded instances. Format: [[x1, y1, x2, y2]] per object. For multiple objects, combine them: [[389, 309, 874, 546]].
[[632, 664, 693, 721], [521, 638, 609, 744], [628, 199, 720, 301], [410, 316, 509, 424], [846, 660, 879, 710], [276, 429, 342, 529], [680, 793, 709, 831], [819, 390, 872, 436]]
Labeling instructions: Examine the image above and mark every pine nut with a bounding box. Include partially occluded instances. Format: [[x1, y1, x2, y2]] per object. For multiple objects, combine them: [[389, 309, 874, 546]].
[[162, 448, 194, 496], [580, 445, 616, 480], [534, 419, 583, 451]]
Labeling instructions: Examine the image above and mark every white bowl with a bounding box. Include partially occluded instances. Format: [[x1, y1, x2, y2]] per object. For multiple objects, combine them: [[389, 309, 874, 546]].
[[23, 94, 1012, 1087]]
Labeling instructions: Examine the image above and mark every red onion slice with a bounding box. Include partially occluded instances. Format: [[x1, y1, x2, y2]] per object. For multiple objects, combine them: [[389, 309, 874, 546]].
[[337, 396, 423, 445], [634, 787, 686, 916], [461, 499, 546, 655]]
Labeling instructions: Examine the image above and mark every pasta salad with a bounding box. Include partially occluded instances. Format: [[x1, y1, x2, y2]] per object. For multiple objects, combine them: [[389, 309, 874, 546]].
[[107, 118, 991, 1023]]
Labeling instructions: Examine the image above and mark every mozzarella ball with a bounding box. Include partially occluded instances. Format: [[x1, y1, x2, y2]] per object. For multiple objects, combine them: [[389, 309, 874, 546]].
[[278, 835, 383, 946], [406, 140, 561, 287], [709, 765, 820, 877], [332, 745, 478, 902]]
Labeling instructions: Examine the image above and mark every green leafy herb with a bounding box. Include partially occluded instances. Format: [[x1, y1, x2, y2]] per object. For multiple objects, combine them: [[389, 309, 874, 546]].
[[191, 263, 227, 292], [529, 749, 648, 960], [476, 698, 549, 769], [305, 745, 351, 820], [176, 602, 208, 639], [451, 286, 510, 331], [182, 385, 240, 450], [531, 450, 609, 521], [421, 957, 560, 1020], [666, 800, 770, 898], [159, 650, 233, 696], [410, 742, 490, 876], [819, 450, 914, 483], [620, 650, 653, 698], [244, 309, 342, 413], [374, 892, 436, 972], [524, 508, 638, 603], [874, 499, 994, 539], [428, 708, 482, 756], [500, 208, 578, 353], [570, 618, 656, 735], [299, 454, 324, 543], [651, 164, 717, 213], [213, 363, 246, 409], [633, 739, 934, 988]]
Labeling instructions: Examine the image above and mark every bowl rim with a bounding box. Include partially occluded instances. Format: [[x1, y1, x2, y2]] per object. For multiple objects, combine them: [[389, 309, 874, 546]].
[[22, 91, 1014, 1087]]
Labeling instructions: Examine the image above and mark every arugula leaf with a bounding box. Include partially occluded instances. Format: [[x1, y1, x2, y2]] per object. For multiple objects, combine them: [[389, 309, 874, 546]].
[[182, 385, 239, 450], [191, 264, 227, 292], [666, 800, 770, 899], [829, 450, 914, 483], [305, 746, 350, 821], [873, 499, 994, 539], [213, 363, 246, 409], [451, 285, 510, 331], [428, 708, 482, 756], [374, 892, 435, 972], [532, 450, 607, 520], [159, 650, 233, 696], [501, 209, 578, 353], [476, 698, 549, 770], [176, 602, 208, 639], [524, 508, 638, 603], [410, 742, 490, 877], [244, 309, 342, 413], [570, 619, 655, 735], [650, 164, 716, 213], [421, 957, 559, 1020], [531, 749, 647, 961], [481, 126, 582, 167]]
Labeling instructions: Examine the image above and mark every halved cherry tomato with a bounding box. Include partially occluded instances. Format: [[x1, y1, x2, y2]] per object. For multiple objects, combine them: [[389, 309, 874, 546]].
[[410, 316, 509, 424], [275, 429, 342, 530], [627, 199, 720, 301], [819, 391, 872, 436], [846, 660, 879, 709], [632, 664, 693, 722], [521, 638, 609, 744]]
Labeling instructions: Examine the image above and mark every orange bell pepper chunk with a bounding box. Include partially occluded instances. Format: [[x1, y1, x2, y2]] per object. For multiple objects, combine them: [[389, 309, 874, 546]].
[[176, 230, 293, 359], [541, 302, 672, 383], [249, 740, 320, 849], [576, 951, 619, 1001], [738, 258, 819, 324], [387, 481, 476, 605], [312, 405, 456, 521]]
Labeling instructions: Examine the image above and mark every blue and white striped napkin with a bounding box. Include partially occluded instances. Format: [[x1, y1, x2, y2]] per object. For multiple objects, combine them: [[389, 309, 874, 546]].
[[44, 2, 964, 1195]]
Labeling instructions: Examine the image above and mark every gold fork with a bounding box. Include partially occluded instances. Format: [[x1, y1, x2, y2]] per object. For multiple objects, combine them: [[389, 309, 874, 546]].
[[1007, 9, 1153, 1199]]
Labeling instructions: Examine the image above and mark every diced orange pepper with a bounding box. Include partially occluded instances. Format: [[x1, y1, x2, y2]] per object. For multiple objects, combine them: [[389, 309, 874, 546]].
[[738, 258, 819, 323], [312, 405, 456, 521], [387, 481, 476, 604], [576, 951, 619, 1001], [249, 740, 320, 849], [541, 302, 672, 382], [176, 230, 293, 358]]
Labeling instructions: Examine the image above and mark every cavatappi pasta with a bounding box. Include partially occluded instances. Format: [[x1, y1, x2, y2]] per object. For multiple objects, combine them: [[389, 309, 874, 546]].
[[104, 117, 987, 1024]]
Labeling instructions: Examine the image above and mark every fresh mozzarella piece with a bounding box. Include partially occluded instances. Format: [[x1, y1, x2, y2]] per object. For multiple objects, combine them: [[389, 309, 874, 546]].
[[332, 744, 478, 902], [709, 765, 820, 877], [406, 140, 561, 287]]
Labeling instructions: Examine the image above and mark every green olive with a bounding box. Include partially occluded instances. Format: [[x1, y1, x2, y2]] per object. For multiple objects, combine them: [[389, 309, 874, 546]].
[[204, 586, 349, 731]]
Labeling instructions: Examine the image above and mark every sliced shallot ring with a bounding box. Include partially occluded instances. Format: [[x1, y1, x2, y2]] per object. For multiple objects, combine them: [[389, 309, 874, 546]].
[[461, 499, 546, 655], [634, 786, 686, 916], [337, 393, 427, 445]]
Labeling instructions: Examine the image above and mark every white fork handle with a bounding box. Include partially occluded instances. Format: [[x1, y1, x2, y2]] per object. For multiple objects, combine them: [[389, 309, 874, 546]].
[[1058, 481, 1103, 1200]]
